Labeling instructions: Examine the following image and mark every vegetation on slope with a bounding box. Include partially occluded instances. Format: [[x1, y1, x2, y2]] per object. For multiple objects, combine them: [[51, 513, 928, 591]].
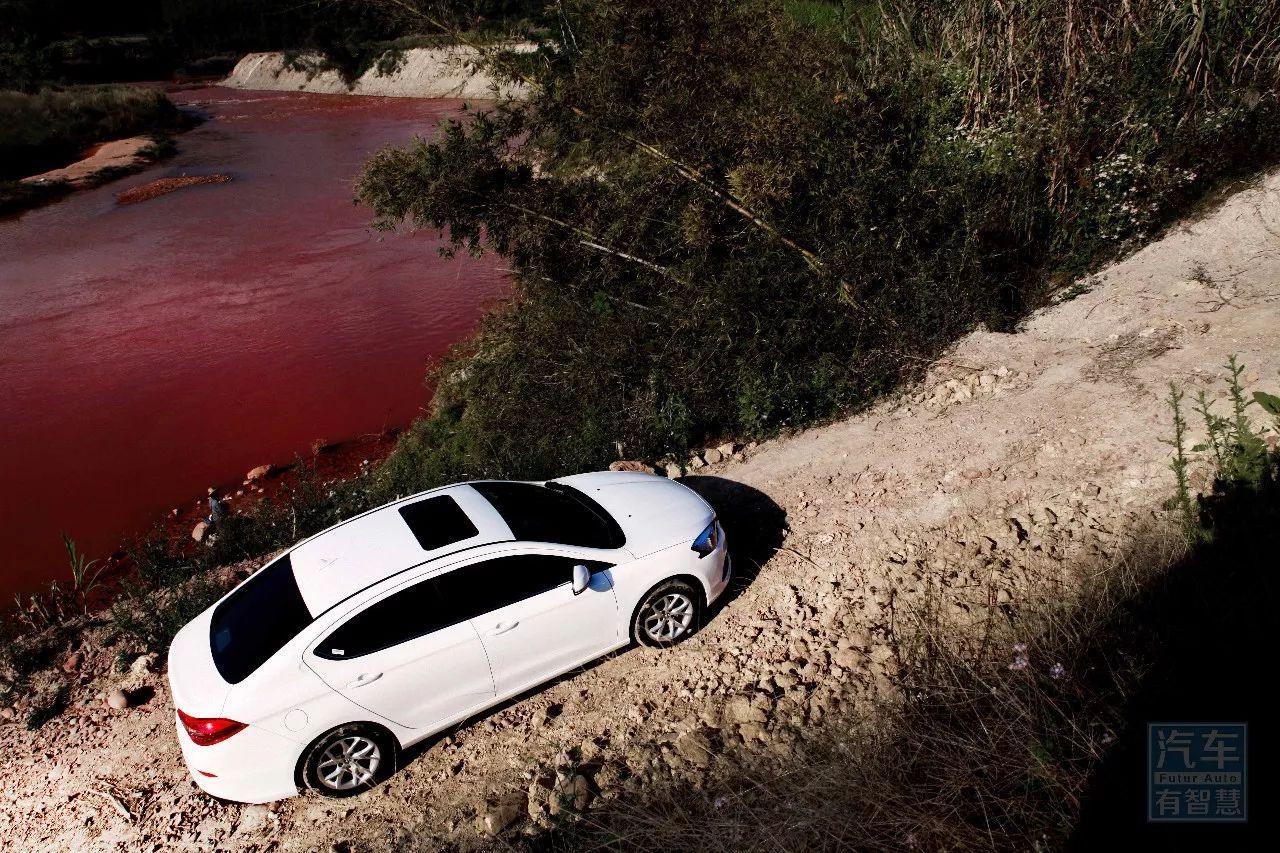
[[358, 0, 1280, 497]]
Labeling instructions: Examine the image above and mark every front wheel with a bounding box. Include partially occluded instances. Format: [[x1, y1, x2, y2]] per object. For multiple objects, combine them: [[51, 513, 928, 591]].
[[633, 579, 703, 647], [300, 724, 396, 797]]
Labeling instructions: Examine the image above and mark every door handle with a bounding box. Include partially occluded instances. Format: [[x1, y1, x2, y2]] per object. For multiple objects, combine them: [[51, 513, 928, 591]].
[[488, 621, 519, 636], [345, 672, 383, 689]]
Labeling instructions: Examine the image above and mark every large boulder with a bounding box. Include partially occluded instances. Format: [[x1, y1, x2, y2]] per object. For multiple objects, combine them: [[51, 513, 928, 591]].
[[246, 464, 274, 482], [608, 460, 654, 474]]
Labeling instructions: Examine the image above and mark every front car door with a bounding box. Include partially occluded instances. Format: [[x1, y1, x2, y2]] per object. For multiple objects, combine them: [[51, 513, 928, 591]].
[[433, 551, 621, 696], [304, 574, 496, 731]]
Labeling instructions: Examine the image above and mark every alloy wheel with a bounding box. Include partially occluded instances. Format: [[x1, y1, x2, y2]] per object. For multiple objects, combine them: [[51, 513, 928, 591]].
[[316, 734, 382, 791], [643, 592, 695, 642]]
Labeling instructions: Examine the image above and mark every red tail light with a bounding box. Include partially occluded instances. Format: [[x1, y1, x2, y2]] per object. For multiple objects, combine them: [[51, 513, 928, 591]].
[[177, 709, 247, 746]]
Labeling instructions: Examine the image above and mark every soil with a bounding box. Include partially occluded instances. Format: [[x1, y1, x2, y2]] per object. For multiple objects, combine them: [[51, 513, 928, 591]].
[[19, 137, 158, 189], [0, 170, 1277, 851]]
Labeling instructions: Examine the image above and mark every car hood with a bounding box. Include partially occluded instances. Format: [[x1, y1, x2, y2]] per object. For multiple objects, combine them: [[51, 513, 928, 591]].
[[555, 471, 714, 558], [167, 607, 232, 717]]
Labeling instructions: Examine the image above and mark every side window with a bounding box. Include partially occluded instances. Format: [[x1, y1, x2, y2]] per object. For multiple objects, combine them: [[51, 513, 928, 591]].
[[314, 577, 454, 660], [435, 555, 609, 620]]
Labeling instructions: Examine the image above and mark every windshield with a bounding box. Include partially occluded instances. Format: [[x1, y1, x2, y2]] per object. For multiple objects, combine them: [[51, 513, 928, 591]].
[[471, 481, 626, 549], [209, 554, 313, 684]]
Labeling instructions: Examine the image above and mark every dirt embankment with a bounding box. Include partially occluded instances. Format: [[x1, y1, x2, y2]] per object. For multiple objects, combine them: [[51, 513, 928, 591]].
[[19, 137, 158, 189], [1, 172, 1277, 851], [221, 45, 532, 99]]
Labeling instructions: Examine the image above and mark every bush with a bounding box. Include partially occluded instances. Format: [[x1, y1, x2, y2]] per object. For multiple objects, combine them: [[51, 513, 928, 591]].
[[350, 0, 1280, 500]]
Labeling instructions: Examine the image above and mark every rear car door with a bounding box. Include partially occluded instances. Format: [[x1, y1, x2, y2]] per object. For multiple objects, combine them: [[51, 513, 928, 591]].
[[305, 575, 496, 731], [434, 552, 621, 696]]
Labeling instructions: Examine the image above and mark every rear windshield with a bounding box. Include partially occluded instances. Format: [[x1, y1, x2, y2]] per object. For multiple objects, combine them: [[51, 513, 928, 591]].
[[209, 554, 313, 684], [471, 481, 626, 549]]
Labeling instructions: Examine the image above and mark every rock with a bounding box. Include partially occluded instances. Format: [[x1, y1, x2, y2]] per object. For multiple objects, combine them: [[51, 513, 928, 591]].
[[0, 707, 15, 722], [238, 804, 272, 834], [703, 448, 723, 465], [716, 442, 737, 457], [106, 689, 131, 711], [608, 460, 653, 474], [737, 723, 767, 743], [192, 521, 210, 543], [674, 731, 714, 768], [62, 652, 83, 673], [130, 653, 158, 678], [724, 697, 767, 725], [477, 793, 527, 836], [687, 454, 707, 469], [664, 463, 683, 479], [246, 464, 274, 482], [549, 774, 592, 815], [832, 648, 861, 670]]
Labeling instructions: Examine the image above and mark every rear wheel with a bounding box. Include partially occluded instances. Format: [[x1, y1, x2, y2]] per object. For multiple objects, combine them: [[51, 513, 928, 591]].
[[301, 724, 396, 797], [633, 579, 703, 647]]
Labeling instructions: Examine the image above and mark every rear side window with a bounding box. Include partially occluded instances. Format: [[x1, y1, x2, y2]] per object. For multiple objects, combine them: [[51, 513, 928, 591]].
[[471, 482, 625, 549], [210, 555, 313, 683], [398, 495, 479, 551], [314, 577, 452, 660]]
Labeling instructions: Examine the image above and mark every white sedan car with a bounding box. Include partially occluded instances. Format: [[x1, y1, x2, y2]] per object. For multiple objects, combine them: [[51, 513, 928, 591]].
[[168, 471, 729, 803]]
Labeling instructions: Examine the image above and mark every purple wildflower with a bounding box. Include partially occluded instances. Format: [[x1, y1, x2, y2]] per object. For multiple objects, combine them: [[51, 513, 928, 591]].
[[1050, 662, 1066, 680], [1009, 655, 1029, 671]]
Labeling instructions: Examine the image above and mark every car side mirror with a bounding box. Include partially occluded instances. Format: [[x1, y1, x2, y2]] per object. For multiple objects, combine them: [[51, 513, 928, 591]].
[[571, 564, 590, 595]]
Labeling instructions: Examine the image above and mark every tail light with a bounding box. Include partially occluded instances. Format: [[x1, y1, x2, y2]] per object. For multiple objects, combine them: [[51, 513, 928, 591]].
[[178, 709, 247, 746]]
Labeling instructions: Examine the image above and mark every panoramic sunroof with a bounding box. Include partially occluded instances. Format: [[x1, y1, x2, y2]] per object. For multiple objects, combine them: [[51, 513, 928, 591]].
[[397, 495, 479, 551]]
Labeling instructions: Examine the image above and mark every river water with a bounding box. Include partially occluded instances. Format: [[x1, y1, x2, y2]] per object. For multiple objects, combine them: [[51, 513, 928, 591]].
[[0, 88, 508, 598]]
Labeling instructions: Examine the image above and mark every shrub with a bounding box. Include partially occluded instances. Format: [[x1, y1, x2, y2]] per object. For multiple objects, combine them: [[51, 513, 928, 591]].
[[353, 0, 1280, 502]]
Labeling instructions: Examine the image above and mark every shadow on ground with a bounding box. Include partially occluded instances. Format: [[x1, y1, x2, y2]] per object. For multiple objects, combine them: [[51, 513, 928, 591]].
[[1067, 476, 1276, 850]]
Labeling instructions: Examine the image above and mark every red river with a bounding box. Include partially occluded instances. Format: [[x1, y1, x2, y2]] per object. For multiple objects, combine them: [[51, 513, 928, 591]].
[[0, 88, 508, 599]]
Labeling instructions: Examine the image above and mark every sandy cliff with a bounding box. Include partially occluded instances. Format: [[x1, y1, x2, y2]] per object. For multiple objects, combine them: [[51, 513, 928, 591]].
[[221, 45, 532, 99]]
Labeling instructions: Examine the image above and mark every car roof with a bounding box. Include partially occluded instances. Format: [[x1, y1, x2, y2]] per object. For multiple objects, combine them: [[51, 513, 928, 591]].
[[288, 484, 513, 615]]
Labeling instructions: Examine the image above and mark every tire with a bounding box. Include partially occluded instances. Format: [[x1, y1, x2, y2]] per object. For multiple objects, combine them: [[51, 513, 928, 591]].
[[632, 579, 703, 647], [300, 723, 396, 798]]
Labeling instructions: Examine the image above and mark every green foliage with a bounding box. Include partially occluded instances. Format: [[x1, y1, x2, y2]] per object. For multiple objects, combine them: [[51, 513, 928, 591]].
[[1168, 356, 1280, 542], [108, 572, 226, 653], [355, 0, 1280, 500]]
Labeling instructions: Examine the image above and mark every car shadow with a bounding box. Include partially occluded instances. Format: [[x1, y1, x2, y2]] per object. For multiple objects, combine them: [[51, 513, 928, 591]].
[[388, 475, 787, 784], [677, 474, 787, 615]]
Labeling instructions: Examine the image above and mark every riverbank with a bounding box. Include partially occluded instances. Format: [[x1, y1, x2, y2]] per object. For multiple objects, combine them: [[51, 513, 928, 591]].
[[221, 44, 532, 99], [0, 85, 191, 216], [0, 165, 1276, 851]]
